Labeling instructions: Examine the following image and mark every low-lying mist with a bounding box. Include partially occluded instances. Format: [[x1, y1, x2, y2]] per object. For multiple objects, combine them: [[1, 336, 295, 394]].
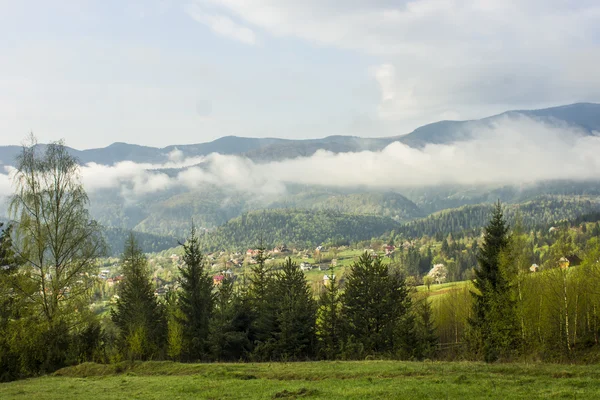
[[1, 115, 599, 205]]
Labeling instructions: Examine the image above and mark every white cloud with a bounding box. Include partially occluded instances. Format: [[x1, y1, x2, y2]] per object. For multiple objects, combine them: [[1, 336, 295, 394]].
[[185, 3, 256, 45], [67, 116, 600, 201], [195, 0, 600, 125]]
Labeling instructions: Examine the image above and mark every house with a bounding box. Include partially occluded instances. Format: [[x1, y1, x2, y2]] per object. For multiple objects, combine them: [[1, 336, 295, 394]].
[[384, 245, 395, 255], [559, 257, 570, 270], [213, 275, 225, 285], [246, 249, 259, 256], [530, 264, 539, 273], [318, 264, 330, 271], [300, 263, 312, 272], [223, 269, 234, 278], [323, 274, 336, 286]]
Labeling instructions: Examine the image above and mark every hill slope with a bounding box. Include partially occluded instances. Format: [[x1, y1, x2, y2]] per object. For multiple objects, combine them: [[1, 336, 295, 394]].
[[198, 209, 401, 251]]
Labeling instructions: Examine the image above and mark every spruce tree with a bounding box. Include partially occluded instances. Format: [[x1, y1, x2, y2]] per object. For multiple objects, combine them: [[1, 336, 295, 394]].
[[208, 277, 253, 361], [178, 225, 214, 361], [247, 245, 276, 359], [112, 234, 166, 360], [413, 294, 438, 359], [342, 252, 411, 356], [469, 201, 517, 362], [273, 258, 317, 360], [317, 267, 342, 360]]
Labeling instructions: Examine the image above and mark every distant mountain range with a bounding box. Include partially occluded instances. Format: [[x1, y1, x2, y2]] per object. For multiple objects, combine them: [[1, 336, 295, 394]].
[[1, 103, 599, 168], [2, 102, 600, 250]]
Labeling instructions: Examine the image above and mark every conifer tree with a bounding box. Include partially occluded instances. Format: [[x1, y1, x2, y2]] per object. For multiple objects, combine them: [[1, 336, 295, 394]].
[[247, 245, 276, 359], [342, 252, 411, 356], [178, 225, 214, 360], [112, 234, 166, 360], [413, 294, 438, 359], [273, 258, 317, 360], [469, 201, 517, 362], [208, 276, 253, 360], [317, 267, 342, 360]]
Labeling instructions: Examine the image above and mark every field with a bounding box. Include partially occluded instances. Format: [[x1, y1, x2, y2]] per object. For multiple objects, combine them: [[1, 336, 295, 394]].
[[2, 360, 599, 399]]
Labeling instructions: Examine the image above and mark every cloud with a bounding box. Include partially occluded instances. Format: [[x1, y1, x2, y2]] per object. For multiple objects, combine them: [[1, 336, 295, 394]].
[[195, 0, 600, 124], [185, 3, 256, 45], [60, 116, 600, 201]]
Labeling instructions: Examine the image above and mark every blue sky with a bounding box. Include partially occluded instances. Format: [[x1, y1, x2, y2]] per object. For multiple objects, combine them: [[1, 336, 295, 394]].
[[1, 0, 600, 149]]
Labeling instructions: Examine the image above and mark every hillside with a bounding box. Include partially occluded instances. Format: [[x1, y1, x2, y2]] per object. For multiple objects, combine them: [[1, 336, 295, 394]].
[[197, 209, 401, 251], [269, 190, 423, 221], [398, 196, 600, 238]]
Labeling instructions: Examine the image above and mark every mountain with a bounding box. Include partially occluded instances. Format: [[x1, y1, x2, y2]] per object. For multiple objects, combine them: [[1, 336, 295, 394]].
[[3, 102, 600, 242], [2, 103, 598, 168]]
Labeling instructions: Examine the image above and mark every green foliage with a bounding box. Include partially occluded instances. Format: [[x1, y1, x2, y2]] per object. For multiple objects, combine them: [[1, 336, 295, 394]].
[[102, 227, 180, 256], [111, 234, 166, 360], [342, 252, 411, 356], [247, 246, 276, 360], [199, 209, 401, 251], [272, 258, 317, 360], [317, 268, 342, 360], [208, 278, 254, 361], [177, 225, 214, 360], [469, 202, 519, 362]]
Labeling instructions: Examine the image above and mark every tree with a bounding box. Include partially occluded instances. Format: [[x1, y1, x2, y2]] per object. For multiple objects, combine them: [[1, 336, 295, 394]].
[[469, 201, 517, 362], [247, 244, 276, 359], [317, 267, 342, 359], [177, 224, 214, 360], [412, 293, 438, 359], [342, 252, 411, 356], [8, 137, 105, 326], [272, 258, 317, 360], [111, 234, 166, 360], [208, 276, 253, 361]]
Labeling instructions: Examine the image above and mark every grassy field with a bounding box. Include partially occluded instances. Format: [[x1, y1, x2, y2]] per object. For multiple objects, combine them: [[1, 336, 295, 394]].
[[1, 360, 599, 399]]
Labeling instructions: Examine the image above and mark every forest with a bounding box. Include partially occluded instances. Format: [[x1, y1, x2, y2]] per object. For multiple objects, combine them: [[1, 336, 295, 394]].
[[3, 141, 600, 382]]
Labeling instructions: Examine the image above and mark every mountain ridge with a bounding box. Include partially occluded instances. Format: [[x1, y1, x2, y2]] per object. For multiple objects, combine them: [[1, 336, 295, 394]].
[[1, 102, 599, 168]]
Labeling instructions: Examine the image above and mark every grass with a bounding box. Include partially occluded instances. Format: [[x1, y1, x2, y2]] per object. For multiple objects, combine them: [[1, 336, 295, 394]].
[[2, 360, 600, 399]]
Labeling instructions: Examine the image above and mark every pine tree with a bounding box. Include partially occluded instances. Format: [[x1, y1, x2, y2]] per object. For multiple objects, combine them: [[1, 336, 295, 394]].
[[177, 225, 214, 361], [207, 277, 254, 361], [273, 258, 317, 360], [342, 252, 411, 356], [469, 201, 517, 362], [112, 234, 166, 360], [413, 294, 438, 359], [247, 245, 276, 359], [317, 267, 342, 360]]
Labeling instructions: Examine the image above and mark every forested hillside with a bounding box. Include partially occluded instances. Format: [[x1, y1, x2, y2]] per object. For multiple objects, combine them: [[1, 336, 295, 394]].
[[398, 197, 600, 238], [197, 209, 401, 251], [102, 227, 180, 256]]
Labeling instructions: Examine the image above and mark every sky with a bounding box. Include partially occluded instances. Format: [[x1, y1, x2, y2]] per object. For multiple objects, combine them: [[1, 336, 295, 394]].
[[1, 0, 600, 149]]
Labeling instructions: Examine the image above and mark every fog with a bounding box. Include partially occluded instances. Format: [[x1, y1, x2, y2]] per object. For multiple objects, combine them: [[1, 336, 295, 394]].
[[1, 116, 599, 203], [82, 116, 600, 197]]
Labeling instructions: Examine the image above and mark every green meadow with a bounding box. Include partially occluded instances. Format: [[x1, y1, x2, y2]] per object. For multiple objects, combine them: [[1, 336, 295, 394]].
[[2, 360, 599, 399]]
